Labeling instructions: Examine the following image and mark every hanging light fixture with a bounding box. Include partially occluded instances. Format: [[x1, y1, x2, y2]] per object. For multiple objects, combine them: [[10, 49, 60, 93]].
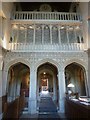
[[67, 83, 75, 88]]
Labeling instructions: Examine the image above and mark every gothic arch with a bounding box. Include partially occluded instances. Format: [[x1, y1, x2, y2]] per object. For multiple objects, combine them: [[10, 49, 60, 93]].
[[64, 59, 87, 71], [4, 58, 30, 72], [64, 59, 88, 96], [35, 58, 59, 72]]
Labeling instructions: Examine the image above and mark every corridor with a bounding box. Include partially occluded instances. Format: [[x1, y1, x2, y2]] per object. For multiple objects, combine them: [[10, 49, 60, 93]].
[[38, 91, 60, 119], [20, 91, 67, 119]]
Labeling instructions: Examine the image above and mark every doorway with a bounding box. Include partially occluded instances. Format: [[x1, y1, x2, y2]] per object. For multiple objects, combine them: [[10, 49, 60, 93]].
[[7, 62, 30, 108], [37, 62, 59, 109], [65, 62, 87, 96]]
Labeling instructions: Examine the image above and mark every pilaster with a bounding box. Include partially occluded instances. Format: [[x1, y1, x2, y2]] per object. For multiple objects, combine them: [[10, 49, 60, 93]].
[[58, 68, 66, 113], [58, 26, 61, 44], [53, 76, 57, 101], [28, 65, 37, 114], [25, 25, 27, 43], [33, 24, 36, 44], [66, 26, 69, 44], [50, 25, 52, 44], [42, 25, 44, 44]]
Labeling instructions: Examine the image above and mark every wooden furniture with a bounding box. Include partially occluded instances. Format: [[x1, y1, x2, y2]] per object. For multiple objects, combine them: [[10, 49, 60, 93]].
[[2, 95, 7, 113], [3, 93, 26, 119], [3, 98, 19, 119], [65, 97, 90, 120]]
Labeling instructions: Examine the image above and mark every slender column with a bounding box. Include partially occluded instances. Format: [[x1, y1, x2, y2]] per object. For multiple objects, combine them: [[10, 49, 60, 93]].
[[74, 26, 77, 43], [85, 69, 90, 97], [33, 24, 36, 44], [58, 68, 66, 113], [28, 65, 37, 114], [16, 24, 19, 43], [25, 25, 27, 43], [66, 26, 69, 44], [53, 76, 57, 101], [58, 26, 61, 44], [50, 25, 52, 44], [37, 75, 40, 101], [42, 25, 44, 44]]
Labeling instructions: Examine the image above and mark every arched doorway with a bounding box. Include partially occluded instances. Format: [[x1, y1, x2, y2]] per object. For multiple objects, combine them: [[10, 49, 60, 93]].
[[37, 62, 59, 108], [7, 62, 30, 108], [65, 62, 87, 96]]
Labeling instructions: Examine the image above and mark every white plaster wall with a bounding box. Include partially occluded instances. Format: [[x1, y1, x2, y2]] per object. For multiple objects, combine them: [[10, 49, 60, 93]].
[[0, 2, 14, 49], [0, 48, 2, 97], [88, 49, 90, 96], [79, 2, 88, 48], [0, 70, 2, 97], [88, 2, 90, 18]]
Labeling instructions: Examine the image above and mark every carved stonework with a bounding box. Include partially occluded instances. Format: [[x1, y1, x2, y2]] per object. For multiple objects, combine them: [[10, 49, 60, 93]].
[[4, 51, 88, 72]]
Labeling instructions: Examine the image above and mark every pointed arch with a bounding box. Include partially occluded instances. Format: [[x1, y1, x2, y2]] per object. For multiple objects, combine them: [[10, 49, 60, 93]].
[[64, 59, 87, 71], [4, 58, 30, 72], [64, 61, 88, 96], [35, 58, 59, 72]]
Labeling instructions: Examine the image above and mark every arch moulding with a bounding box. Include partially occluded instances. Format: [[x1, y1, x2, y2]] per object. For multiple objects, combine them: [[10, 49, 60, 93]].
[[35, 58, 60, 72], [4, 58, 30, 71], [63, 59, 88, 71]]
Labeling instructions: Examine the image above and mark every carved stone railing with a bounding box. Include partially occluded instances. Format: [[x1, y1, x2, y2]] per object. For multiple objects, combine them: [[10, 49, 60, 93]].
[[11, 12, 82, 21], [8, 43, 85, 52]]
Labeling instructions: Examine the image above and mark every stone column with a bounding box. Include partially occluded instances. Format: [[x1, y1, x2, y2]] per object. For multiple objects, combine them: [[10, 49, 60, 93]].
[[37, 74, 40, 101], [74, 26, 77, 43], [42, 25, 44, 44], [28, 65, 37, 114], [53, 76, 57, 101], [16, 25, 18, 43], [66, 26, 69, 44], [25, 26, 27, 43], [58, 68, 66, 113], [50, 25, 52, 44], [58, 26, 61, 44], [15, 24, 19, 44], [33, 24, 36, 44]]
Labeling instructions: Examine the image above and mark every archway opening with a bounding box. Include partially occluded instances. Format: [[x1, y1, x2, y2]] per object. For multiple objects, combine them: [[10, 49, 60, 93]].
[[37, 62, 59, 107], [65, 62, 87, 96], [7, 62, 30, 108]]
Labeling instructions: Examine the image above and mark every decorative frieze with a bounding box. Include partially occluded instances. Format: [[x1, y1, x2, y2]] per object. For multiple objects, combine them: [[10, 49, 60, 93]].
[[4, 51, 88, 72]]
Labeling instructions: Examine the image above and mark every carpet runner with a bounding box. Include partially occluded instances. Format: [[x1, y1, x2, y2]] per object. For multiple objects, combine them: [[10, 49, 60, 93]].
[[38, 92, 60, 119]]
